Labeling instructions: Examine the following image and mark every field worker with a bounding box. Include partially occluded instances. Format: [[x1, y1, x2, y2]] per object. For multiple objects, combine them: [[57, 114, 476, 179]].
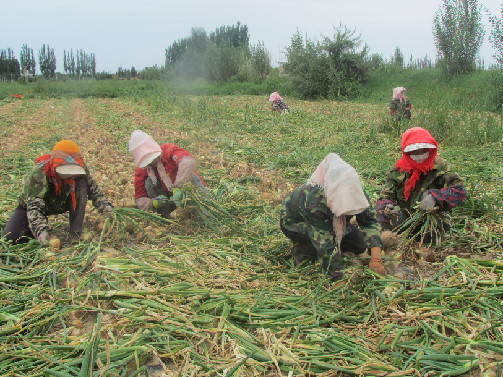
[[376, 127, 466, 241], [2, 140, 113, 245], [280, 153, 386, 281], [269, 92, 289, 114], [129, 130, 205, 219], [389, 87, 412, 121]]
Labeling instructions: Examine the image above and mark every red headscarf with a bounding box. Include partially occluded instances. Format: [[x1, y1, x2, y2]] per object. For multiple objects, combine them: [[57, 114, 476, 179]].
[[35, 140, 86, 211], [395, 127, 438, 201]]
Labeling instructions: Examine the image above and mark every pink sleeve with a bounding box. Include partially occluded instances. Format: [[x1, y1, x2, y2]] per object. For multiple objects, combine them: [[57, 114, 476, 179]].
[[174, 156, 196, 187]]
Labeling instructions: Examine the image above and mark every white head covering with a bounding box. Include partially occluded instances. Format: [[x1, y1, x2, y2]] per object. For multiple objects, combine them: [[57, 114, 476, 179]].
[[308, 153, 369, 246], [392, 87, 407, 102], [308, 153, 369, 216], [128, 130, 174, 192], [269, 92, 282, 102], [128, 130, 162, 168]]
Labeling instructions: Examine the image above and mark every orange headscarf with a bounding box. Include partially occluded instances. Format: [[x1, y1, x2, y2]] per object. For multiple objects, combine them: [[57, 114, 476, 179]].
[[395, 128, 438, 201], [35, 140, 86, 211]]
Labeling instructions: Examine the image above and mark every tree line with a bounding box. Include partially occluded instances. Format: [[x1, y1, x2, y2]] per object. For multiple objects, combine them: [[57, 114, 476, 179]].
[[63, 50, 96, 78], [160, 0, 501, 99], [0, 48, 20, 81], [1, 0, 501, 93], [164, 22, 270, 82], [283, 0, 500, 99], [0, 44, 97, 81]]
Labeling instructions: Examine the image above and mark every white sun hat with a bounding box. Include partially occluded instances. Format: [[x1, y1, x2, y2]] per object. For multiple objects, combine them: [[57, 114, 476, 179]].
[[138, 151, 161, 168], [55, 164, 86, 175], [403, 143, 437, 153], [128, 130, 162, 168]]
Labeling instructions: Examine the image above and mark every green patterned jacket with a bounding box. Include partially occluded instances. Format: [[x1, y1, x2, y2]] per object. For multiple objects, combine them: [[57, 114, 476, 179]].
[[18, 165, 111, 238]]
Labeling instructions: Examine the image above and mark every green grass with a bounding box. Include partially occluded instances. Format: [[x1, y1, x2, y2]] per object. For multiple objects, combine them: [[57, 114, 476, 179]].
[[0, 71, 293, 100], [1, 67, 501, 113], [361, 67, 503, 112], [0, 79, 169, 99]]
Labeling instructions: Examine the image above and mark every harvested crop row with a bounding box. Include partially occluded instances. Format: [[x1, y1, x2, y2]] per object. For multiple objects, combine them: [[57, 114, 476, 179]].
[[0, 96, 501, 376]]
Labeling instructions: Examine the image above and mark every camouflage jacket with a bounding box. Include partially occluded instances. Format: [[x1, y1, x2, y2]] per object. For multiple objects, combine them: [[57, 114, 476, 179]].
[[389, 99, 411, 119], [377, 157, 466, 214], [18, 165, 111, 238], [272, 100, 289, 111], [281, 184, 383, 253]]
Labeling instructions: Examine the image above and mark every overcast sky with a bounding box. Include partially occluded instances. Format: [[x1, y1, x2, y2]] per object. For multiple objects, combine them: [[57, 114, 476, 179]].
[[2, 0, 501, 73]]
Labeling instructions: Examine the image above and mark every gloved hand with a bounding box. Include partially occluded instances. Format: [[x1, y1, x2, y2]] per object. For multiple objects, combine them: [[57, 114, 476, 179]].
[[384, 204, 401, 215], [369, 247, 386, 276], [419, 193, 436, 211], [171, 188, 184, 207], [369, 257, 386, 276], [152, 195, 176, 218], [37, 230, 50, 246], [103, 205, 114, 217], [152, 195, 170, 209]]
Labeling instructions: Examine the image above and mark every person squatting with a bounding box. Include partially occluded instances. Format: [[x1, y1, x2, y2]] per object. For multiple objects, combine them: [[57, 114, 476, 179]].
[[3, 140, 113, 245]]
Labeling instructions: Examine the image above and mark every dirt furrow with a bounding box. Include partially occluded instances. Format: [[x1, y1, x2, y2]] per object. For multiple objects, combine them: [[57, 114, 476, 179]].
[[0, 99, 61, 156], [60, 99, 136, 206], [0, 99, 22, 117]]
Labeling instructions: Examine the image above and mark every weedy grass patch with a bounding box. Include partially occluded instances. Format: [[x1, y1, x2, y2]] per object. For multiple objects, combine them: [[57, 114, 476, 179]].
[[0, 94, 501, 376]]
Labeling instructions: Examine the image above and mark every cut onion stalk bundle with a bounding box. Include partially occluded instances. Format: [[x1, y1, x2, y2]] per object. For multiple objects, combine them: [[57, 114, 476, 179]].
[[395, 206, 451, 250], [96, 207, 176, 241]]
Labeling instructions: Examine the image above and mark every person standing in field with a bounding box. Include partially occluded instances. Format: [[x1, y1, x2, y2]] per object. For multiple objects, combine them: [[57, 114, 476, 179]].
[[376, 127, 466, 242], [128, 130, 206, 219], [389, 87, 412, 121], [2, 140, 113, 245], [269, 92, 289, 114], [280, 153, 386, 281]]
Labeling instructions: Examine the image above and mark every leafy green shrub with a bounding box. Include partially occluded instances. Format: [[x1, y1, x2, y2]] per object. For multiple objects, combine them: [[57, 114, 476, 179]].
[[284, 25, 370, 99]]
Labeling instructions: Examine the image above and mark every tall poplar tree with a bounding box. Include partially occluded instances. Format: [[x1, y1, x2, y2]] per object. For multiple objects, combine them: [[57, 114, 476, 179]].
[[20, 44, 36, 75], [489, 5, 503, 65], [39, 44, 56, 78], [433, 0, 484, 76]]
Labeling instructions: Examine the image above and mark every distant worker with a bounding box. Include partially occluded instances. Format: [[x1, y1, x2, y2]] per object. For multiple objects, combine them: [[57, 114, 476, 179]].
[[389, 87, 412, 121], [269, 92, 289, 114], [2, 140, 113, 245], [280, 153, 386, 281], [377, 127, 466, 243], [128, 130, 205, 219]]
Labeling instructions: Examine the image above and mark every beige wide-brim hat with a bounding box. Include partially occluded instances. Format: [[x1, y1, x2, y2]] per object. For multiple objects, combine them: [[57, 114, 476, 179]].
[[138, 151, 161, 168], [55, 164, 86, 175]]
